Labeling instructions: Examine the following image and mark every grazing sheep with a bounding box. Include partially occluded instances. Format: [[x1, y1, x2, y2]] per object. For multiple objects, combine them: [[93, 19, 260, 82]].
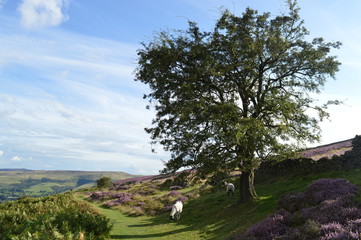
[[224, 182, 235, 197], [169, 200, 183, 221]]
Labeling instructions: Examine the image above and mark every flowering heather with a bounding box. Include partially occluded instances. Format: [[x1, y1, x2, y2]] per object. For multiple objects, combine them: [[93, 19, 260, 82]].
[[89, 191, 112, 200], [167, 191, 181, 197], [320, 222, 360, 240], [103, 195, 132, 208], [347, 218, 361, 232], [135, 202, 146, 207], [113, 174, 165, 185], [138, 189, 157, 196], [242, 212, 289, 240], [111, 192, 130, 199], [301, 199, 361, 224], [304, 179, 357, 205], [241, 179, 361, 240], [177, 195, 188, 202], [112, 185, 130, 190]]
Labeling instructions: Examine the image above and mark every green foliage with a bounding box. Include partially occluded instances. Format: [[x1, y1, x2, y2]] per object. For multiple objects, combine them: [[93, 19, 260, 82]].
[[0, 193, 112, 239], [135, 0, 341, 202], [207, 171, 231, 186], [172, 171, 190, 187], [161, 179, 173, 189], [96, 177, 113, 189]]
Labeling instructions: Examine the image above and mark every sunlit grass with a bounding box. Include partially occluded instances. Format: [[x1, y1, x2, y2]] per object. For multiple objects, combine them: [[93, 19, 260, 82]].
[[80, 168, 361, 239]]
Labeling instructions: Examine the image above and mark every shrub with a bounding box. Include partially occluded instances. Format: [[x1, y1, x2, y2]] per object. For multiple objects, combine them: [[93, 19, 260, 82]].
[[96, 177, 113, 188], [0, 193, 112, 239], [173, 171, 190, 187], [207, 171, 230, 186], [128, 206, 145, 216], [161, 179, 173, 189], [143, 198, 164, 215]]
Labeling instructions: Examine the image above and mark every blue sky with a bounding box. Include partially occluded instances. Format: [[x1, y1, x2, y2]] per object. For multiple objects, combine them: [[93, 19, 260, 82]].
[[0, 0, 360, 174]]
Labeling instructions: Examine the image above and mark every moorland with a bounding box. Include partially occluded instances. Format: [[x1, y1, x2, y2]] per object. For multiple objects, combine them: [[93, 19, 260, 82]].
[[1, 136, 361, 239]]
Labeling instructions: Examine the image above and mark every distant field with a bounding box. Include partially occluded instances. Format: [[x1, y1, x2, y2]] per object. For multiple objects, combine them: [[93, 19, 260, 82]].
[[0, 169, 139, 202]]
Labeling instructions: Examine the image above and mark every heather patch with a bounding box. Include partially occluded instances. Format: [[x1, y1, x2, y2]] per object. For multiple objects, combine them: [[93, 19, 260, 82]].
[[103, 194, 133, 208], [89, 191, 113, 200], [87, 180, 194, 217], [241, 211, 290, 240], [238, 179, 361, 240]]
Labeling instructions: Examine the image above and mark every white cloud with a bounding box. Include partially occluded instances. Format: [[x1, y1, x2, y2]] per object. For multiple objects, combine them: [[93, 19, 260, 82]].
[[12, 156, 22, 161], [18, 0, 70, 29], [0, 151, 3, 156]]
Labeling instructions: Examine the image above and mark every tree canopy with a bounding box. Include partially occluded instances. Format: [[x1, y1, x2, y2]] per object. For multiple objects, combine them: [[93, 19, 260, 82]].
[[135, 0, 341, 203]]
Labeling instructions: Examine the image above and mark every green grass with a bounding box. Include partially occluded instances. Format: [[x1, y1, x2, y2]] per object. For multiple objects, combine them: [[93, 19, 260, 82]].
[[81, 168, 361, 240]]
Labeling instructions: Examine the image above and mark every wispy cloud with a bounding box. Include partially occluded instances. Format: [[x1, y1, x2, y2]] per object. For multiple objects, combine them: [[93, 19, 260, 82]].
[[11, 156, 22, 161], [18, 0, 70, 29], [0, 21, 168, 174]]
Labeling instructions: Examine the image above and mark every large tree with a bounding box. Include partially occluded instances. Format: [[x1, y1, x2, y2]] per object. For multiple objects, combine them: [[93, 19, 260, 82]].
[[135, 1, 341, 204]]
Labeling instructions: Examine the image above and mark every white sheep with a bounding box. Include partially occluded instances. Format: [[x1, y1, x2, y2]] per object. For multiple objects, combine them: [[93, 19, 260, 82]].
[[224, 182, 235, 197], [169, 200, 183, 221]]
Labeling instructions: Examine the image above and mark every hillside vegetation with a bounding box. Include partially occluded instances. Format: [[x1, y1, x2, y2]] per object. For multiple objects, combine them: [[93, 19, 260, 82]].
[[2, 136, 361, 239], [74, 169, 361, 240], [0, 193, 112, 239]]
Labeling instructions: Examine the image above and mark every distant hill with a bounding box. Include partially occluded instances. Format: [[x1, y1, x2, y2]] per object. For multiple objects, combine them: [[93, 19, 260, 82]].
[[0, 170, 140, 202], [0, 168, 33, 171]]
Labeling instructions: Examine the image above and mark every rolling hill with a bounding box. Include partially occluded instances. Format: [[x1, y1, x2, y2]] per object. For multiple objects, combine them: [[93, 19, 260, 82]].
[[0, 169, 139, 202]]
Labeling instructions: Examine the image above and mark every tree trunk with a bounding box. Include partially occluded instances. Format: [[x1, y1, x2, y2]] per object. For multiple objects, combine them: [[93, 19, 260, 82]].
[[237, 169, 258, 204]]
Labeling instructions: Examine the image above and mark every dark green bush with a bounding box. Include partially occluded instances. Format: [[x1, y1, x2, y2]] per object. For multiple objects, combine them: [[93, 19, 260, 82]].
[[96, 177, 113, 188]]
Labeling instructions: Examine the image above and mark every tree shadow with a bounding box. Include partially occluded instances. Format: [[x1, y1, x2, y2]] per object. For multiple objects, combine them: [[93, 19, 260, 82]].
[[110, 191, 262, 240], [111, 226, 193, 239]]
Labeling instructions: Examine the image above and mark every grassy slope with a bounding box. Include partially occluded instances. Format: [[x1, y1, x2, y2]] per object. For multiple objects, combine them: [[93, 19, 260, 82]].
[[82, 168, 361, 240]]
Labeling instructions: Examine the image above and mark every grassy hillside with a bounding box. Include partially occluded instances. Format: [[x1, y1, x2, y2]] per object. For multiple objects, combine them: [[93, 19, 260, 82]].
[[0, 169, 139, 202], [74, 168, 361, 240]]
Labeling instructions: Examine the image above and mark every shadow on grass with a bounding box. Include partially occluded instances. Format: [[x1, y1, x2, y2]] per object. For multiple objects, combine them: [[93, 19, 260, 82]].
[[111, 226, 193, 239], [110, 191, 276, 240]]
